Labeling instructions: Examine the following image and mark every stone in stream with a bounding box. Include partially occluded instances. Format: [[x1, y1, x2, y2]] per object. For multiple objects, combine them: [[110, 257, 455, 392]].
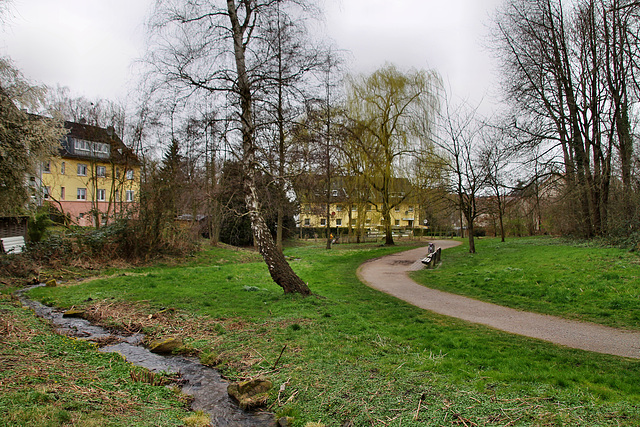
[[148, 337, 184, 354], [62, 308, 86, 318], [227, 377, 273, 410]]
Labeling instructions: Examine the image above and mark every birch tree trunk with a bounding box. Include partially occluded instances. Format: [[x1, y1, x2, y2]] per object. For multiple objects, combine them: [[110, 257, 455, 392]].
[[227, 0, 310, 295]]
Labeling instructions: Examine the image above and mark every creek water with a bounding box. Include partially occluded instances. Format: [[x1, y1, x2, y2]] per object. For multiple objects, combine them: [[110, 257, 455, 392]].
[[17, 286, 275, 427]]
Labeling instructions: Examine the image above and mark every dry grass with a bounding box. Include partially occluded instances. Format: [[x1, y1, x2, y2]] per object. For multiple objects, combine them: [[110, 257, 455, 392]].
[[64, 298, 308, 380], [0, 328, 139, 418], [0, 296, 190, 426]]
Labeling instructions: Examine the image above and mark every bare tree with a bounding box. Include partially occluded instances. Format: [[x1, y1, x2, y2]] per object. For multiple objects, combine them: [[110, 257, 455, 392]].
[[479, 126, 516, 242], [435, 96, 487, 254], [147, 0, 311, 294], [493, 0, 640, 237], [256, 2, 324, 250]]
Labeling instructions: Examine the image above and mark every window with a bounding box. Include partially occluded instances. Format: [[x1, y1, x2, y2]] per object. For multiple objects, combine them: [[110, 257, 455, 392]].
[[304, 218, 310, 226], [336, 219, 342, 226], [43, 186, 50, 199], [351, 219, 356, 226], [97, 189, 106, 201], [408, 206, 414, 212], [320, 218, 326, 226], [60, 187, 65, 200], [96, 166, 107, 177], [125, 190, 134, 202], [74, 139, 90, 152], [352, 205, 357, 211], [61, 162, 65, 175], [126, 169, 134, 180], [395, 206, 400, 212], [395, 220, 400, 226], [366, 218, 372, 224], [43, 161, 51, 173], [332, 189, 338, 197], [96, 143, 110, 155], [336, 205, 342, 212], [77, 164, 87, 176], [77, 188, 87, 200]]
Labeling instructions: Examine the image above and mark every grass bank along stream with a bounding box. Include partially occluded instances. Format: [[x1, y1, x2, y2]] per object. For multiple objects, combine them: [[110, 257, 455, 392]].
[[21, 240, 640, 425], [0, 294, 192, 426]]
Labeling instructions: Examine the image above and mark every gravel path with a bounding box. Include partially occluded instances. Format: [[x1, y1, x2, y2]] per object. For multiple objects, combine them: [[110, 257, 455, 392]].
[[357, 240, 640, 359]]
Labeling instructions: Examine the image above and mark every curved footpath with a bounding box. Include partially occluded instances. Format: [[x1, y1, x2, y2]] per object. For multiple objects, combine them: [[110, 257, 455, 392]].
[[357, 240, 640, 359]]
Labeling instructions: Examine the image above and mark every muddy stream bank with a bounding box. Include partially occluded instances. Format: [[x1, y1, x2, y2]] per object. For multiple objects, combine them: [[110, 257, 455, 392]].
[[17, 285, 275, 427]]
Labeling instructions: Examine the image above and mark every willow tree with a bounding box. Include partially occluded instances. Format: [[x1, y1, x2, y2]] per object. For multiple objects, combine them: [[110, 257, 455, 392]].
[[148, 0, 311, 295], [343, 64, 440, 246]]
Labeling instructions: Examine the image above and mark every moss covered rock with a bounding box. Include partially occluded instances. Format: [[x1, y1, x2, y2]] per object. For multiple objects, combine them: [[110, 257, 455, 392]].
[[227, 377, 272, 409], [62, 308, 86, 318], [148, 337, 184, 354]]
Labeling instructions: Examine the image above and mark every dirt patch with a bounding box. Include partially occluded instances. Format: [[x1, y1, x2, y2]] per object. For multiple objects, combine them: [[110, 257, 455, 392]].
[[390, 260, 415, 266]]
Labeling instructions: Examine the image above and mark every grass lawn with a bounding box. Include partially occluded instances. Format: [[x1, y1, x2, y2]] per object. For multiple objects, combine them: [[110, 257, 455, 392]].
[[0, 295, 192, 427], [411, 237, 640, 330], [16, 239, 640, 426]]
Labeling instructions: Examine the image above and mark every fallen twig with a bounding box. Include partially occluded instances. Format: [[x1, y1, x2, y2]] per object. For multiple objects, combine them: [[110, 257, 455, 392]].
[[272, 344, 287, 370], [413, 396, 424, 421]]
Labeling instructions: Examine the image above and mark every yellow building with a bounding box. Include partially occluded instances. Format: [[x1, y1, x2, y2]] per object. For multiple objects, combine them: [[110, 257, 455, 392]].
[[300, 200, 421, 229], [39, 121, 141, 227], [298, 177, 425, 236]]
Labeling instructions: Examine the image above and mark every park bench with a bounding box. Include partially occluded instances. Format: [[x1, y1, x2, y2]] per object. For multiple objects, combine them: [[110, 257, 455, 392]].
[[1, 236, 26, 254], [421, 247, 441, 269]]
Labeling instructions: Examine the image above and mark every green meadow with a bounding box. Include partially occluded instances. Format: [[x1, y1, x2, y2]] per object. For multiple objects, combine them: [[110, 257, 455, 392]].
[[9, 238, 640, 426], [412, 237, 640, 330]]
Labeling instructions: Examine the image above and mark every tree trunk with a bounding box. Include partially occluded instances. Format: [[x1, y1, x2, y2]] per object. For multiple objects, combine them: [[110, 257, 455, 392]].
[[497, 192, 505, 242], [381, 170, 394, 246], [383, 209, 394, 246], [276, 204, 284, 250], [245, 181, 310, 295], [227, 0, 310, 295], [467, 218, 476, 254]]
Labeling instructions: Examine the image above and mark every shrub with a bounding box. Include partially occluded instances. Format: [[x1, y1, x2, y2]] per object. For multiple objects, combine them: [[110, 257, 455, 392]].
[[27, 211, 53, 242]]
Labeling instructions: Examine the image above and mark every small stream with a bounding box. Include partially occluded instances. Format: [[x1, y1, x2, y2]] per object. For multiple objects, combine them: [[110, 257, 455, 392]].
[[17, 285, 275, 427]]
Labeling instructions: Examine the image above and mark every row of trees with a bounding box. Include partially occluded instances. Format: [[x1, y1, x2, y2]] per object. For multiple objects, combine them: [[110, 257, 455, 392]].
[[495, 0, 640, 238], [4, 0, 640, 294]]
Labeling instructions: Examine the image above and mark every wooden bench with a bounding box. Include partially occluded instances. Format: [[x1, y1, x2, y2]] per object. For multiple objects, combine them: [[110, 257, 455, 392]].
[[1, 236, 26, 254], [421, 247, 441, 269]]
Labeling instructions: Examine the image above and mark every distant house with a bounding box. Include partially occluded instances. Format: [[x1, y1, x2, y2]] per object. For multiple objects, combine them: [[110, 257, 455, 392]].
[[297, 176, 426, 237], [38, 121, 141, 227]]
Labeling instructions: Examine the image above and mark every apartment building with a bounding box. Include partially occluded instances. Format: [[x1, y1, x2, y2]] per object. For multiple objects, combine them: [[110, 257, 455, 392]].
[[39, 121, 140, 226]]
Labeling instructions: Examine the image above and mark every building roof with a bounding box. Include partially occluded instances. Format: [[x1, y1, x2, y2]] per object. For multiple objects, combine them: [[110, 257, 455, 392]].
[[60, 120, 141, 166]]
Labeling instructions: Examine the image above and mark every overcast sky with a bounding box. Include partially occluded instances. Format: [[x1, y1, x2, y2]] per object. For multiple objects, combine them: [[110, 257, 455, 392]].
[[1, 0, 504, 110]]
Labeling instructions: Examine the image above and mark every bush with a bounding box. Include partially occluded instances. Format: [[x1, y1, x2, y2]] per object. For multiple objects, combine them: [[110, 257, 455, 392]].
[[27, 211, 53, 242], [2, 218, 198, 284]]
